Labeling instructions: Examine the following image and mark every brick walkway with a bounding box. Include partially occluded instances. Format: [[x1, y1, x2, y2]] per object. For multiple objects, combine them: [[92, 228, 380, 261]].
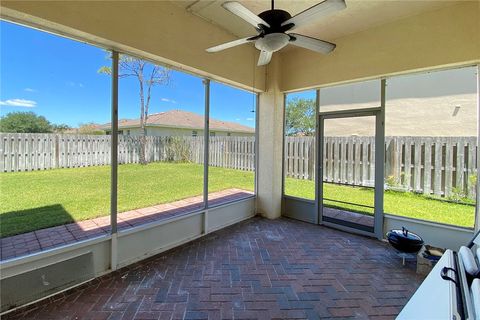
[[4, 217, 424, 320], [0, 189, 254, 261]]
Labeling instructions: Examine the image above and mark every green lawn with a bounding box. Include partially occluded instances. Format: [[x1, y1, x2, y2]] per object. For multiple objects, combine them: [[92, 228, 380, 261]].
[[0, 163, 254, 237], [0, 163, 475, 238], [285, 179, 475, 228]]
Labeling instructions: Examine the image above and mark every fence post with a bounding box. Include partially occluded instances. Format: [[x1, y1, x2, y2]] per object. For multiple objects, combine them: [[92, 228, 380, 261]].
[[54, 135, 60, 169], [385, 138, 395, 181]]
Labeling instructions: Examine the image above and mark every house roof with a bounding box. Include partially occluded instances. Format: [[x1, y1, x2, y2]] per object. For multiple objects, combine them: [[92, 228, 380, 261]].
[[101, 109, 255, 133]]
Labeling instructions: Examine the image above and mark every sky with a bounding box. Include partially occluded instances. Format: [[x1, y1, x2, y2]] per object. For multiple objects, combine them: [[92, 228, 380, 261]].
[[0, 20, 256, 128]]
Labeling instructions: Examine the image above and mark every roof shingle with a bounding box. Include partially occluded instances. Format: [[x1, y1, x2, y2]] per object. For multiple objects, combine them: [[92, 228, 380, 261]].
[[101, 109, 254, 133]]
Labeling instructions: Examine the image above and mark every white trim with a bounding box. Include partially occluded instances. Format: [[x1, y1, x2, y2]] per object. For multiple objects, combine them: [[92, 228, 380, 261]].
[[384, 213, 475, 233]]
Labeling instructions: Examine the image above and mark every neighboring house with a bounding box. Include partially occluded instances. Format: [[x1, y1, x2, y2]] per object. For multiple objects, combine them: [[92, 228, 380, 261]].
[[322, 93, 477, 136], [101, 109, 255, 137]]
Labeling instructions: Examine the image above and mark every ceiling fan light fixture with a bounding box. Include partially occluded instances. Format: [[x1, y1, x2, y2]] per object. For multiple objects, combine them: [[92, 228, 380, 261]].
[[254, 33, 290, 52]]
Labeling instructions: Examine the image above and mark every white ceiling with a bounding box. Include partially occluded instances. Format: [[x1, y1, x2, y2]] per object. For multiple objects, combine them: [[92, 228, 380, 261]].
[[173, 0, 458, 42]]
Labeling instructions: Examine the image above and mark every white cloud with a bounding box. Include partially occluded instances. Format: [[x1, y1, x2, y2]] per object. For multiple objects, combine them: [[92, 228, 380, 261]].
[[161, 98, 177, 104], [235, 118, 241, 121], [24, 88, 38, 92], [0, 99, 37, 108], [246, 117, 254, 121]]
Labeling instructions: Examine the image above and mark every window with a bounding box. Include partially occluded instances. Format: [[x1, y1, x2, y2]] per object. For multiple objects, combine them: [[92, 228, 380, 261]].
[[0, 21, 110, 258], [117, 54, 205, 223], [0, 20, 259, 262], [283, 90, 316, 200], [384, 67, 477, 228], [208, 81, 256, 206]]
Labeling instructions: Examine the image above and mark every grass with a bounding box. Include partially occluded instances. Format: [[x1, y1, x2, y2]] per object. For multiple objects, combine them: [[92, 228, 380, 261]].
[[0, 163, 475, 237], [0, 163, 254, 237], [285, 178, 475, 228]]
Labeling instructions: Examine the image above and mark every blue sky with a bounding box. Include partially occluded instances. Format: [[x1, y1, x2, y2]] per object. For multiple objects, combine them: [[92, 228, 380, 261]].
[[0, 20, 256, 128]]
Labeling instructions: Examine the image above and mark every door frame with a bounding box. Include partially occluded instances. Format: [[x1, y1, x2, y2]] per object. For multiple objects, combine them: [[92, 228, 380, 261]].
[[316, 80, 386, 239]]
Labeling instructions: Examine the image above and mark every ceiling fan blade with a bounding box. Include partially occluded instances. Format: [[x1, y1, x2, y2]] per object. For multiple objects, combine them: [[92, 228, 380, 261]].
[[258, 50, 273, 66], [223, 1, 271, 29], [206, 36, 255, 53], [288, 33, 336, 54], [281, 0, 346, 30]]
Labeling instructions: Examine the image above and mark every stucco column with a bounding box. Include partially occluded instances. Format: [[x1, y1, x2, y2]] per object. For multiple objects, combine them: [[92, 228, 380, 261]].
[[256, 55, 284, 219]]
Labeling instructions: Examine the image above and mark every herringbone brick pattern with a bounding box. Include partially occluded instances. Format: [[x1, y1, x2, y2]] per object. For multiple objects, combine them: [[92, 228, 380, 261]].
[[3, 217, 424, 319]]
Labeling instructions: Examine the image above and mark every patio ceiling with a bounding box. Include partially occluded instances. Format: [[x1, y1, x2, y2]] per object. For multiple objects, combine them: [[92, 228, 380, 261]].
[[174, 0, 458, 44], [1, 1, 478, 93]]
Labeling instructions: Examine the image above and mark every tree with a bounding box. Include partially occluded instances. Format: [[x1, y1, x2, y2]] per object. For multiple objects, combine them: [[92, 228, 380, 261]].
[[99, 54, 171, 164], [52, 123, 71, 133], [0, 111, 53, 133], [285, 98, 316, 136], [78, 122, 105, 135]]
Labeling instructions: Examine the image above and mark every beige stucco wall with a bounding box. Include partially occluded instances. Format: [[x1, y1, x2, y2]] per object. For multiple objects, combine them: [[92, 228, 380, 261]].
[[280, 1, 480, 92], [257, 55, 284, 219], [0, 1, 266, 92]]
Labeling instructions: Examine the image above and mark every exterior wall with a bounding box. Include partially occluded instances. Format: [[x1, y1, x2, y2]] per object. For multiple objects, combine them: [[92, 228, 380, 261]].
[[280, 2, 480, 92], [121, 127, 254, 137]]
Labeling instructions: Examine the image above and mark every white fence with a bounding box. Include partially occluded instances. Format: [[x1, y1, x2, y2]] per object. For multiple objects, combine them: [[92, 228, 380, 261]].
[[0, 133, 255, 173], [285, 136, 477, 199], [1, 133, 477, 199]]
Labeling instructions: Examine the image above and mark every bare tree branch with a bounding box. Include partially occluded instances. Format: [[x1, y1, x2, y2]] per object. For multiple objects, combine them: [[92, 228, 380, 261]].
[[98, 53, 171, 164]]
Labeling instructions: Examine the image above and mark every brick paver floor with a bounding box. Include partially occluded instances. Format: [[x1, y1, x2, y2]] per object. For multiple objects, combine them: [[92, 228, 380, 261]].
[[3, 217, 424, 320], [0, 189, 254, 261]]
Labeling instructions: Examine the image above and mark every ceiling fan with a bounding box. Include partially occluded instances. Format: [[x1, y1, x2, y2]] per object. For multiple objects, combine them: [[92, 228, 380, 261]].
[[205, 0, 346, 66]]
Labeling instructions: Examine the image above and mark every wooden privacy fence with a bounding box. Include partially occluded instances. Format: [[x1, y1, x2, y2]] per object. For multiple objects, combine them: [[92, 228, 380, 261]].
[[0, 133, 255, 173], [285, 136, 477, 199], [1, 133, 477, 199]]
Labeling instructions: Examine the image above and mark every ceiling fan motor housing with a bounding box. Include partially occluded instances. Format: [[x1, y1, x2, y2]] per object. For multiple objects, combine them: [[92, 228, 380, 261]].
[[257, 10, 294, 34], [253, 9, 295, 52]]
